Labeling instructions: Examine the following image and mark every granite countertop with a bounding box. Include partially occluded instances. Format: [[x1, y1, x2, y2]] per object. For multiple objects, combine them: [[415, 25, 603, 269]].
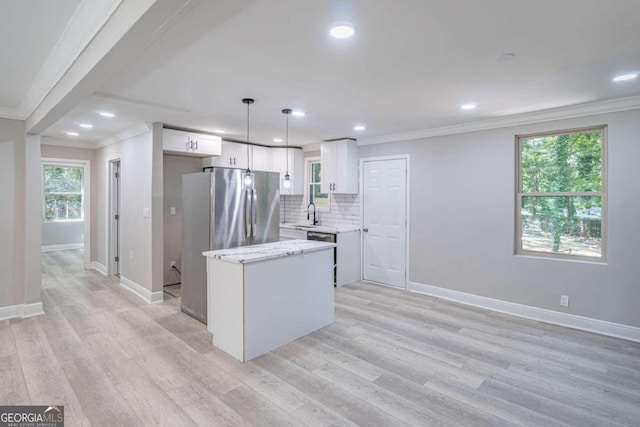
[[203, 239, 336, 264], [280, 223, 360, 234]]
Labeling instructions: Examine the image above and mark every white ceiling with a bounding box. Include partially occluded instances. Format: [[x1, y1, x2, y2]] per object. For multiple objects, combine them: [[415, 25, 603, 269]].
[[36, 0, 640, 145], [0, 0, 81, 113]]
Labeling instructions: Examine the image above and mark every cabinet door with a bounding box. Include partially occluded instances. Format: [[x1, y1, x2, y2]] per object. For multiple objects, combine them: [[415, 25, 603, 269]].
[[320, 142, 336, 193], [221, 142, 248, 168], [333, 140, 359, 194], [163, 129, 192, 154], [252, 146, 272, 171], [192, 135, 221, 156]]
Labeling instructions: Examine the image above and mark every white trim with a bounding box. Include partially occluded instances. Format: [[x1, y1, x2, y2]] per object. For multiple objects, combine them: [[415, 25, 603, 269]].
[[41, 157, 91, 269], [90, 261, 107, 276], [120, 275, 164, 304], [358, 95, 640, 146], [0, 303, 45, 321], [408, 281, 640, 343], [359, 155, 411, 290], [304, 156, 331, 212], [42, 243, 84, 252], [0, 304, 24, 321], [108, 159, 121, 276], [41, 137, 95, 149], [23, 302, 45, 318]]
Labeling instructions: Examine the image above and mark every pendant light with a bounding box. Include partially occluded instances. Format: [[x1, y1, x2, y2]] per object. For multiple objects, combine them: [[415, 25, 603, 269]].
[[282, 108, 292, 189], [242, 98, 255, 189]]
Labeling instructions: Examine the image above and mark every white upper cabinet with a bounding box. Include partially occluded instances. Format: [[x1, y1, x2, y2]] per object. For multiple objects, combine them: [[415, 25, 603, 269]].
[[271, 147, 304, 195], [252, 145, 272, 171], [206, 141, 249, 168], [163, 128, 222, 157], [321, 139, 358, 194]]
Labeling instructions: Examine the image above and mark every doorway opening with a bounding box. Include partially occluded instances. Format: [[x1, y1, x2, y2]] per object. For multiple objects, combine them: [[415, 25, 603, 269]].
[[108, 159, 121, 276]]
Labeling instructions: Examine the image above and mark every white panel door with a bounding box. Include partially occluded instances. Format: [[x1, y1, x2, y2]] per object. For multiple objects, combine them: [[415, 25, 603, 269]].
[[362, 158, 407, 288]]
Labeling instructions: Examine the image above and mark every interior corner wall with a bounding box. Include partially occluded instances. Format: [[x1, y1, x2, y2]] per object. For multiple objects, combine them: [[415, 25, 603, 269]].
[[0, 118, 25, 308], [40, 145, 97, 248], [358, 108, 640, 328], [151, 123, 164, 295], [24, 135, 42, 305], [162, 154, 202, 285]]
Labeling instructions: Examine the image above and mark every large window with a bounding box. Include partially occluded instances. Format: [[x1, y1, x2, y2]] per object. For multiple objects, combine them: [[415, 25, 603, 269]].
[[516, 126, 606, 261], [307, 158, 330, 210], [43, 164, 84, 221]]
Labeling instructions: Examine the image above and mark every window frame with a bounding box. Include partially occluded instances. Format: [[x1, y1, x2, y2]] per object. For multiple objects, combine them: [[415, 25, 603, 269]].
[[304, 156, 331, 212], [42, 162, 85, 223], [514, 125, 608, 262]]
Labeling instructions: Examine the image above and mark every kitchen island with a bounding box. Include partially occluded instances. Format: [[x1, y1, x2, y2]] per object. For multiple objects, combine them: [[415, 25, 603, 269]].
[[203, 239, 336, 362]]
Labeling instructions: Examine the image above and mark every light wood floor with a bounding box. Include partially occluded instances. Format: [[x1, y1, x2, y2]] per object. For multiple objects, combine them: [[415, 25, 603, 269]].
[[2, 250, 639, 426]]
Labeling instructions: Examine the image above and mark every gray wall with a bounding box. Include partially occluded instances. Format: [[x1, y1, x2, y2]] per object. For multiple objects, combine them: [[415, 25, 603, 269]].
[[359, 109, 640, 328], [0, 119, 41, 309], [163, 154, 202, 285], [42, 222, 84, 247]]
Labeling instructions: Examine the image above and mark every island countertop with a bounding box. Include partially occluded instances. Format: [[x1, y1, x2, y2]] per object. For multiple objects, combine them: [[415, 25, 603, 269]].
[[203, 239, 336, 264]]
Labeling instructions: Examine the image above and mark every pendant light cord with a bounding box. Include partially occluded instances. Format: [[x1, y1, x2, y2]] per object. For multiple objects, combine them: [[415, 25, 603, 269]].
[[285, 113, 289, 174], [246, 101, 251, 170]]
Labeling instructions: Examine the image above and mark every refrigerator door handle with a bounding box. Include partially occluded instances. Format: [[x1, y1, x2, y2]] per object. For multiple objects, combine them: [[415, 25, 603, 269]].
[[252, 189, 258, 239], [244, 190, 251, 241]]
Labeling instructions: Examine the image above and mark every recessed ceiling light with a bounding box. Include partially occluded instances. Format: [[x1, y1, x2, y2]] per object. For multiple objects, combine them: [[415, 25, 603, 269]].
[[461, 103, 477, 110], [613, 73, 638, 82], [330, 22, 356, 39], [273, 138, 283, 143], [353, 125, 366, 131], [213, 129, 226, 134], [67, 132, 79, 137], [292, 111, 305, 117], [79, 123, 93, 128], [99, 111, 115, 118]]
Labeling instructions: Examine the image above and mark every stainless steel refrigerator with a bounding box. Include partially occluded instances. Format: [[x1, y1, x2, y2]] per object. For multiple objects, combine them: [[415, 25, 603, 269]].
[[181, 167, 280, 323]]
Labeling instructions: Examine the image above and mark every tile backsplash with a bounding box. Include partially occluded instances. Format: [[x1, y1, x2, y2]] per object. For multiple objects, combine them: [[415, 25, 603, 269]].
[[281, 194, 360, 228]]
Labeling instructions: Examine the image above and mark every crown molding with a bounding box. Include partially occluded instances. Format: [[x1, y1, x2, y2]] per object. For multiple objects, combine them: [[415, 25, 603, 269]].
[[358, 95, 640, 146], [94, 122, 152, 149], [40, 136, 94, 149], [20, 0, 122, 119], [0, 107, 26, 121]]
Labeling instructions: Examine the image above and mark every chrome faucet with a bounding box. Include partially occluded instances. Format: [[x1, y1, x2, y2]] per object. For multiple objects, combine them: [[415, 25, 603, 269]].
[[307, 202, 318, 225]]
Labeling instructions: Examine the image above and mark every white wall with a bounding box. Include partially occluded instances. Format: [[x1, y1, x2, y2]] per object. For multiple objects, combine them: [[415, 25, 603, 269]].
[[163, 154, 202, 285], [359, 109, 640, 328]]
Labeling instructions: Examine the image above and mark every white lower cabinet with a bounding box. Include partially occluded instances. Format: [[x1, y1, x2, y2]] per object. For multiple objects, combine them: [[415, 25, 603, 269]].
[[336, 230, 361, 286]]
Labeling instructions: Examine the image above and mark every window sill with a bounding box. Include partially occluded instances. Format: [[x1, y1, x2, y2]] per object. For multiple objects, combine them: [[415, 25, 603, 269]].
[[43, 219, 84, 224], [514, 252, 607, 265]]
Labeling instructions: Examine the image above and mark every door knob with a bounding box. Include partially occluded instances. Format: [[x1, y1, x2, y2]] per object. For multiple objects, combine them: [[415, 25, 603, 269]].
[[363, 228, 369, 232]]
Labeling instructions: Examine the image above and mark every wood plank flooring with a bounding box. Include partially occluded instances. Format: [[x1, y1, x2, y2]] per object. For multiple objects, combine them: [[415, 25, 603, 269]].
[[2, 249, 639, 426]]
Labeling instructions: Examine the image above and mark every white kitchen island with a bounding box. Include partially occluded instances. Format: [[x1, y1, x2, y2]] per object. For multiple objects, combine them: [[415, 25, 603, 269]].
[[203, 239, 336, 362]]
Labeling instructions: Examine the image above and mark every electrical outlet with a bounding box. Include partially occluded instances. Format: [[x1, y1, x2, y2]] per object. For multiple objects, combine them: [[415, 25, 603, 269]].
[[560, 295, 569, 307], [129, 250, 133, 260], [170, 261, 176, 267]]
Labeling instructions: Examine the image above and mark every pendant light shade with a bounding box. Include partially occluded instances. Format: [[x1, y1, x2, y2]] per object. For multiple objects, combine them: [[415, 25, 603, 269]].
[[242, 98, 255, 190], [282, 108, 292, 189]]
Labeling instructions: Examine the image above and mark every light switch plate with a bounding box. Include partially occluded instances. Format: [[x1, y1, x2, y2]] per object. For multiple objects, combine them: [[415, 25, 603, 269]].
[[143, 208, 150, 218], [170, 207, 176, 215]]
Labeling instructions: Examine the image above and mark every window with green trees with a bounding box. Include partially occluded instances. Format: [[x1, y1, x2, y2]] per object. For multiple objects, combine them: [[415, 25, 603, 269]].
[[516, 126, 606, 260], [43, 165, 84, 221]]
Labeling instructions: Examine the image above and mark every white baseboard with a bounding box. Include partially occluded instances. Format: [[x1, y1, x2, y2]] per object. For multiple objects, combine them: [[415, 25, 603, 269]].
[[90, 261, 107, 276], [120, 275, 164, 304], [0, 302, 45, 321], [42, 243, 84, 252], [23, 302, 44, 318], [408, 281, 640, 343]]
